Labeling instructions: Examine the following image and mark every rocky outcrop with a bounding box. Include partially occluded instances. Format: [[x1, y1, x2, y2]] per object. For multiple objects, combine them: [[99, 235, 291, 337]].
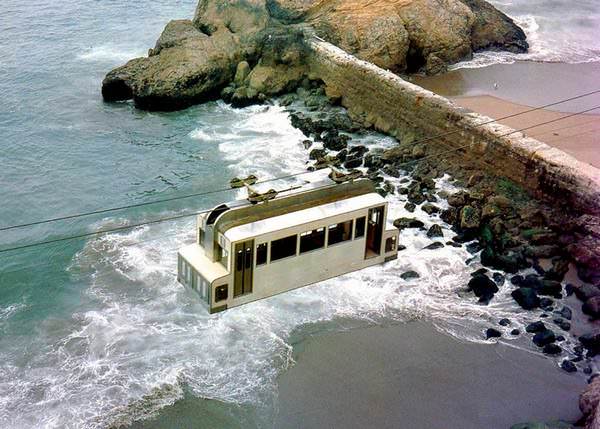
[[102, 1, 309, 110], [102, 19, 245, 110], [580, 377, 600, 429], [102, 0, 528, 109]]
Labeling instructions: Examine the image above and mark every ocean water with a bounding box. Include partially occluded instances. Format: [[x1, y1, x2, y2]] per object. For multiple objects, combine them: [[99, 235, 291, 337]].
[[0, 1, 596, 428], [454, 0, 600, 68]]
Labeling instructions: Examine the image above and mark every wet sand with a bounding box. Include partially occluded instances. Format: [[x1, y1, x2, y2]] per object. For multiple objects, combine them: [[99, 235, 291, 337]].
[[276, 322, 585, 429], [412, 61, 600, 168]]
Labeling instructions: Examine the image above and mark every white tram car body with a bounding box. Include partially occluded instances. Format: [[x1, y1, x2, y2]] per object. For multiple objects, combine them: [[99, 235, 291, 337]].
[[177, 178, 399, 313]]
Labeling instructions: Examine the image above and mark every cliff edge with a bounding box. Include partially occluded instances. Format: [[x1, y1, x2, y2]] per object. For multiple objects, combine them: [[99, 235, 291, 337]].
[[101, 0, 527, 111]]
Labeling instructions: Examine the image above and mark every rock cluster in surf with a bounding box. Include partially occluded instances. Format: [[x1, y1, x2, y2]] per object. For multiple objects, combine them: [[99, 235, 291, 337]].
[[102, 0, 528, 111], [282, 84, 600, 428]]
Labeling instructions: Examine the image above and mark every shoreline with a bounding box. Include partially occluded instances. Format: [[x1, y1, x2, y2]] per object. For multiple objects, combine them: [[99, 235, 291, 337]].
[[411, 61, 600, 168], [276, 321, 585, 429]]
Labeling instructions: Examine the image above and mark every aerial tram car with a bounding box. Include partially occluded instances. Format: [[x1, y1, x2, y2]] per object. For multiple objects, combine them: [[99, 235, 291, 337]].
[[177, 170, 399, 313]]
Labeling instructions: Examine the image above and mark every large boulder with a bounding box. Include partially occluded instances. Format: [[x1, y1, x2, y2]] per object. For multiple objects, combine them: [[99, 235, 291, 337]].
[[307, 2, 411, 72], [102, 20, 245, 110], [583, 296, 600, 319], [102, 0, 529, 110], [468, 274, 499, 303], [459, 0, 527, 53], [511, 287, 540, 310], [304, 0, 527, 74]]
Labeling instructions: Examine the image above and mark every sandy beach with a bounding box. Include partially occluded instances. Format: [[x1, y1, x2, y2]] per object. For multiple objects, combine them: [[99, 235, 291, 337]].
[[412, 61, 600, 168], [276, 322, 585, 429]]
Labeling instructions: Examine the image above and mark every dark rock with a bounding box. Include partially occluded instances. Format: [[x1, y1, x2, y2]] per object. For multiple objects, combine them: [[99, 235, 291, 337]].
[[553, 318, 571, 331], [511, 287, 540, 310], [521, 274, 541, 289], [492, 273, 505, 285], [393, 217, 424, 230], [532, 329, 556, 347], [336, 148, 348, 162], [400, 270, 420, 280], [537, 280, 562, 297], [425, 193, 437, 203], [465, 0, 529, 54], [421, 203, 440, 215], [525, 321, 546, 333], [543, 344, 562, 355], [468, 274, 499, 302], [471, 268, 488, 277], [564, 284, 575, 296], [279, 93, 297, 106], [447, 191, 468, 207], [397, 245, 407, 252], [511, 275, 524, 286], [556, 335, 565, 342], [499, 318, 511, 326], [364, 152, 384, 169], [560, 360, 577, 373], [309, 148, 327, 160], [532, 261, 545, 276], [302, 139, 313, 150], [322, 131, 349, 151], [453, 230, 478, 243], [584, 366, 593, 375], [404, 202, 416, 213], [426, 224, 444, 238], [423, 242, 444, 250], [466, 242, 483, 254], [368, 174, 384, 185], [382, 164, 400, 178], [481, 203, 502, 220], [544, 258, 570, 281], [567, 236, 600, 283], [349, 145, 368, 157], [407, 189, 426, 205], [555, 306, 572, 320], [486, 328, 502, 339], [380, 181, 395, 196], [510, 329, 520, 336], [583, 296, 600, 319], [572, 284, 600, 301], [539, 297, 554, 310], [343, 156, 362, 169], [460, 205, 481, 230], [481, 248, 525, 274], [411, 145, 426, 158], [440, 208, 458, 225]]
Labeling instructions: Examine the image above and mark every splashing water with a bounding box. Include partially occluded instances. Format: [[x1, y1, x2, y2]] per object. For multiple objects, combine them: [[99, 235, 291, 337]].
[[453, 0, 600, 69], [0, 101, 586, 428]]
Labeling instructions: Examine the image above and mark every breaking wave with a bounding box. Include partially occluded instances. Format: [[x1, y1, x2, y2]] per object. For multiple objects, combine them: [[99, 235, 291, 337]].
[[453, 2, 600, 69], [78, 45, 146, 63], [0, 102, 589, 428]]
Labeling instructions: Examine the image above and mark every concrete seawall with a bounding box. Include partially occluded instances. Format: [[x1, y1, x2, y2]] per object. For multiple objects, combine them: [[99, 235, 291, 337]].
[[307, 39, 600, 215]]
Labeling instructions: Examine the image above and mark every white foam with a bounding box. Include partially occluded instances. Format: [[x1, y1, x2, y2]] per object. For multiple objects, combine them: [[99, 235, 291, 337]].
[[0, 303, 26, 321], [0, 102, 586, 428], [78, 45, 146, 63], [453, 5, 600, 69]]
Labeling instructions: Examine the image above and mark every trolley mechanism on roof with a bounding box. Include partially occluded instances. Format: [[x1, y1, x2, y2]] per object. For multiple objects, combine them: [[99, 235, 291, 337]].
[[177, 169, 399, 313]]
